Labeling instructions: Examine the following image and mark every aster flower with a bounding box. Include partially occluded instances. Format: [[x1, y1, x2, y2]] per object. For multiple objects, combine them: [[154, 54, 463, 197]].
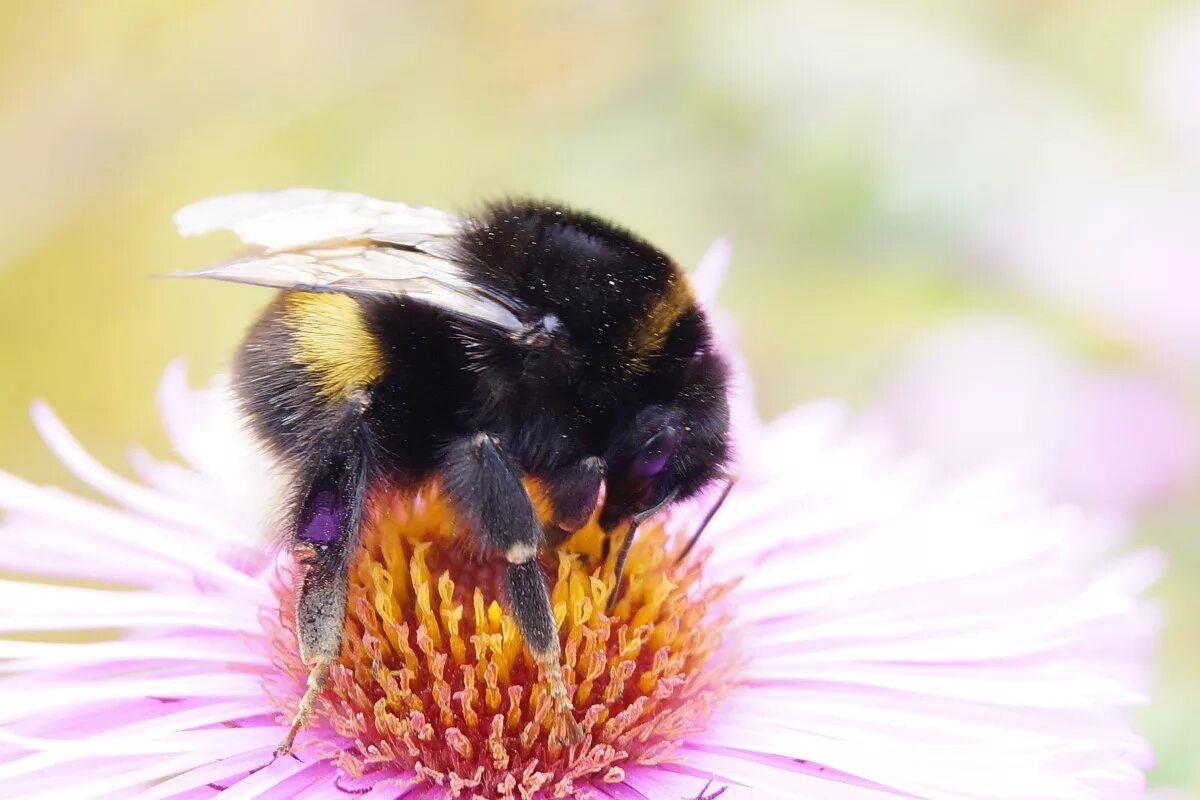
[[871, 316, 1196, 513], [0, 256, 1159, 799]]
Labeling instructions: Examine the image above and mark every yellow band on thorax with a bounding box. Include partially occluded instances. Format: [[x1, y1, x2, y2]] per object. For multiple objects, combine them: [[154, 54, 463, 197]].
[[627, 271, 694, 372]]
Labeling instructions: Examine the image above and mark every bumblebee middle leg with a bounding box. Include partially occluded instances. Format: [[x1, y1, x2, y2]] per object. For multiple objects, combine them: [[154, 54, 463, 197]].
[[443, 433, 583, 744]]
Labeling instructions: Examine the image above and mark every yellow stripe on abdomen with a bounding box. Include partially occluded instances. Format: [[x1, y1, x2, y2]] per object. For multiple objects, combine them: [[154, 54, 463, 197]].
[[283, 292, 384, 399]]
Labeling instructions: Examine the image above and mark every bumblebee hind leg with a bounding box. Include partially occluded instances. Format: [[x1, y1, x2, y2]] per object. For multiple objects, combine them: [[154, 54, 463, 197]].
[[277, 519, 352, 757], [275, 399, 375, 756], [443, 433, 584, 744]]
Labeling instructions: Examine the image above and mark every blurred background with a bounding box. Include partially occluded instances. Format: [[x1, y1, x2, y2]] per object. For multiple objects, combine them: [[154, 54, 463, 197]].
[[1, 0, 1197, 789]]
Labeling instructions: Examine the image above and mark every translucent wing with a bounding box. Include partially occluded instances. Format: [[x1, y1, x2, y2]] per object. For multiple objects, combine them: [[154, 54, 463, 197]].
[[172, 189, 524, 331]]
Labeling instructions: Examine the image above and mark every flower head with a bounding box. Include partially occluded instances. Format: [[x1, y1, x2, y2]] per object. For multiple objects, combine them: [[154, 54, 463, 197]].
[[262, 483, 739, 797], [0, 243, 1160, 797], [0, 363, 1158, 799]]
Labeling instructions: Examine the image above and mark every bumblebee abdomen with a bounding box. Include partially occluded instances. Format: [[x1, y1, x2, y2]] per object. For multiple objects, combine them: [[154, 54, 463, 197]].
[[280, 292, 385, 400], [233, 292, 379, 465], [234, 291, 477, 478], [358, 296, 477, 475]]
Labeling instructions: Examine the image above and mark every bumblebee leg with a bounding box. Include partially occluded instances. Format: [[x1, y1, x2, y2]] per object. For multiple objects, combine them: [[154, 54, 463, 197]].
[[675, 475, 736, 565], [443, 433, 583, 744], [276, 400, 374, 756], [277, 532, 353, 756], [277, 653, 332, 757], [542, 456, 605, 550], [606, 521, 638, 612], [606, 488, 678, 612]]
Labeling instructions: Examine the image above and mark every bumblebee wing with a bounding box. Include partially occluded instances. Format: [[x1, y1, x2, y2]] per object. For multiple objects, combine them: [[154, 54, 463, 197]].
[[174, 188, 462, 250], [173, 190, 523, 331]]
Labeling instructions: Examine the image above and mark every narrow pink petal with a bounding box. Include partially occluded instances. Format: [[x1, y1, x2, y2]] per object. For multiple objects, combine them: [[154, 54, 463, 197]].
[[0, 514, 193, 585], [214, 756, 330, 800], [1, 694, 265, 742], [0, 727, 277, 758], [589, 782, 653, 800], [0, 579, 255, 620], [0, 746, 273, 799], [739, 665, 1143, 708], [4, 701, 273, 746], [0, 471, 266, 595], [131, 749, 293, 800], [0, 609, 261, 635], [29, 401, 249, 546], [688, 236, 732, 306], [621, 766, 749, 800], [0, 674, 264, 725], [671, 748, 897, 799], [0, 637, 268, 670], [718, 689, 1138, 751], [153, 361, 284, 530], [1, 755, 190, 800], [157, 359, 224, 470]]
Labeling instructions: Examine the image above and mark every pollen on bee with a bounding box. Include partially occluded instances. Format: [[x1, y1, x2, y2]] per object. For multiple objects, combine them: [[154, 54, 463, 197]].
[[262, 484, 741, 798], [504, 542, 537, 564]]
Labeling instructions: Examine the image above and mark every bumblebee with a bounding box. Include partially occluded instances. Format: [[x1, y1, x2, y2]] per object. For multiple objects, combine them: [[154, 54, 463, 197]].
[[174, 189, 731, 754]]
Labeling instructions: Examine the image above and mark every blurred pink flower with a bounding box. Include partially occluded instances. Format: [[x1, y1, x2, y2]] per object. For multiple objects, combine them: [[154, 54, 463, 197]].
[[871, 317, 1196, 513], [994, 185, 1200, 366], [0, 350, 1160, 798], [704, 2, 1200, 363]]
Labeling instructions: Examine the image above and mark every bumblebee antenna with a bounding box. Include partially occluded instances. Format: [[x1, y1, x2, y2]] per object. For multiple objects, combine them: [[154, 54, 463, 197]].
[[606, 487, 679, 612], [675, 475, 736, 565]]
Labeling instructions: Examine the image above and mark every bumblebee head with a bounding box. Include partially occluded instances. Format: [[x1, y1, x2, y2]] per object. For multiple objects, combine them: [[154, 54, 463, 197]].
[[453, 197, 734, 525], [598, 343, 731, 532]]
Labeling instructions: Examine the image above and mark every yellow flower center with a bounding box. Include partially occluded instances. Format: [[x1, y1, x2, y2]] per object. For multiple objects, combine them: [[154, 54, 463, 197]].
[[264, 483, 739, 798]]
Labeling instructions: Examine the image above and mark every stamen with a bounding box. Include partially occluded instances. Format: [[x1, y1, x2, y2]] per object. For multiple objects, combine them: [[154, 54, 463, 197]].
[[263, 484, 740, 797]]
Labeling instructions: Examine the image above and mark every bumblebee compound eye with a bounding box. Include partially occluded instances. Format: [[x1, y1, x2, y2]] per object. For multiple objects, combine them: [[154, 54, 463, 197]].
[[630, 426, 680, 479], [599, 411, 680, 533]]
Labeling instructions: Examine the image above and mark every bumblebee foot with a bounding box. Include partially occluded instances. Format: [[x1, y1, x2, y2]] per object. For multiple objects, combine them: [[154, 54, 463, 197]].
[[557, 711, 585, 746], [275, 658, 332, 756], [536, 650, 584, 745]]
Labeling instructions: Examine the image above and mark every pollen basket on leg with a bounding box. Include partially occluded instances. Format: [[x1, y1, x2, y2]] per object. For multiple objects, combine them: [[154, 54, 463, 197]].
[[263, 484, 741, 798]]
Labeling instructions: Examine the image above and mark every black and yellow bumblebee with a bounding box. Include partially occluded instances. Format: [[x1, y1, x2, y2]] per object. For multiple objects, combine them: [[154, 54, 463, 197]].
[[175, 189, 732, 754]]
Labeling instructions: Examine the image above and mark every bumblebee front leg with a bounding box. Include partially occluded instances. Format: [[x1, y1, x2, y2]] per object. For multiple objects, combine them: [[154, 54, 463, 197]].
[[542, 455, 605, 550], [443, 433, 584, 744]]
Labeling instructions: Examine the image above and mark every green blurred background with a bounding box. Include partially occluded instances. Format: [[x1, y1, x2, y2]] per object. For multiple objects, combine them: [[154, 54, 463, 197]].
[[1, 1, 1196, 790]]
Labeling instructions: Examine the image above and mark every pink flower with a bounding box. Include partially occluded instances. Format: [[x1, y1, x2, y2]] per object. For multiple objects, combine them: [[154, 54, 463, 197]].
[[0, 355, 1160, 798], [871, 317, 1196, 513]]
